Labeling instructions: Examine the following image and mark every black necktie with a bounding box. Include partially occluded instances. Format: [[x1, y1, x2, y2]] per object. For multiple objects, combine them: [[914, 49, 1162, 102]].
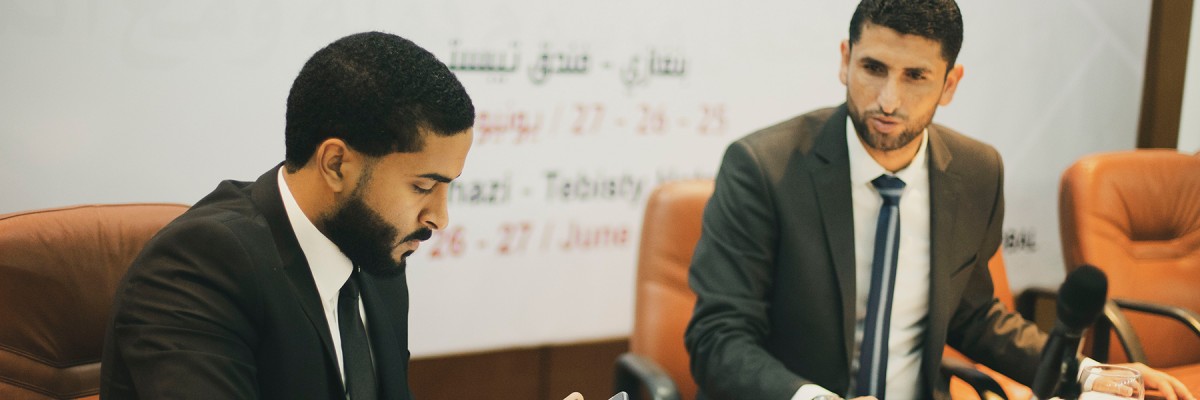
[[339, 269, 378, 399], [855, 174, 906, 399]]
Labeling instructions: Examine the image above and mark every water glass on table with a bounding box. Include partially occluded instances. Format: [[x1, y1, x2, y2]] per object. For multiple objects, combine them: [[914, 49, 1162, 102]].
[[1080, 364, 1145, 400]]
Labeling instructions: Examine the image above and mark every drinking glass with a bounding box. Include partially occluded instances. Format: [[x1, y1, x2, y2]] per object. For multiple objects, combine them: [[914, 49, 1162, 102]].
[[1080, 364, 1144, 400]]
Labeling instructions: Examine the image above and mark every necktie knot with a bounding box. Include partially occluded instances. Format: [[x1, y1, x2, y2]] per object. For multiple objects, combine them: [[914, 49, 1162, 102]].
[[871, 175, 906, 206]]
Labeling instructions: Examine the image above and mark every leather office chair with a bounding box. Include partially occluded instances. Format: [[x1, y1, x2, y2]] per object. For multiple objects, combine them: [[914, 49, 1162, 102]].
[[0, 203, 188, 399], [1059, 149, 1200, 391], [615, 180, 710, 400], [615, 180, 1029, 400], [944, 250, 1033, 400]]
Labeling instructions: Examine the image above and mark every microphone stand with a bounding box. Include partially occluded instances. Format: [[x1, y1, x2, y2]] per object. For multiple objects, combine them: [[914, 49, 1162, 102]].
[[1058, 347, 1082, 400], [1033, 324, 1086, 400]]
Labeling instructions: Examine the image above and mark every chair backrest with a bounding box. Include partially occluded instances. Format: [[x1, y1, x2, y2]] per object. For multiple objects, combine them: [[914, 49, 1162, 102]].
[[1059, 149, 1200, 367], [989, 251, 1015, 311], [944, 249, 1029, 400], [628, 181, 1016, 400], [629, 181, 711, 400], [0, 203, 188, 399]]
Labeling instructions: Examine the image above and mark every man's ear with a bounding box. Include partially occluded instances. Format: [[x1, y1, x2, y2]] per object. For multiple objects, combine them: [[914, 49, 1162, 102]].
[[938, 63, 965, 106], [839, 40, 851, 86], [316, 138, 353, 193]]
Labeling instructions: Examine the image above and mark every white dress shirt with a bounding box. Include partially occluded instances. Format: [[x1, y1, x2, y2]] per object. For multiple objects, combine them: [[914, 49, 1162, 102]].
[[794, 118, 931, 400], [277, 168, 368, 387]]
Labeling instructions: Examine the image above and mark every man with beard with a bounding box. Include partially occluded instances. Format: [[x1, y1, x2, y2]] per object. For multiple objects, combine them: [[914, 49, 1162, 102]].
[[684, 1, 1194, 400], [101, 31, 474, 399]]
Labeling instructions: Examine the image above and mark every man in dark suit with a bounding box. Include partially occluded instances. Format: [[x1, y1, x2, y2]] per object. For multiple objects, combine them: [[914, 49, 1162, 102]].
[[684, 1, 1193, 399], [101, 32, 475, 399]]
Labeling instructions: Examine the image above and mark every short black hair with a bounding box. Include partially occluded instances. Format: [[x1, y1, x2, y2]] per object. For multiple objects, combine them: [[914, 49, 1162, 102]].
[[284, 31, 474, 171], [849, 0, 964, 70]]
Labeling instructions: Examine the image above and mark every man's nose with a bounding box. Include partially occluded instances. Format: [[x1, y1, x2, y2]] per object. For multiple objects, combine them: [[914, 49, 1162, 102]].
[[877, 78, 902, 115], [420, 190, 449, 231]]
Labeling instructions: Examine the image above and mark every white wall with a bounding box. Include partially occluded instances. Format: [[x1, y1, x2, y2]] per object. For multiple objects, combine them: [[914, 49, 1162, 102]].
[[0, 0, 1150, 357], [1178, 0, 1200, 154]]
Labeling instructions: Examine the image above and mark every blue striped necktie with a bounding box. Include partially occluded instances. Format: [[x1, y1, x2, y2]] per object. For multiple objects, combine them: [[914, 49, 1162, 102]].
[[855, 174, 906, 399]]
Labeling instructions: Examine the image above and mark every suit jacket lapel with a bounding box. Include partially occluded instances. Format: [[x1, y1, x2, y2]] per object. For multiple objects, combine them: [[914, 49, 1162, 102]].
[[359, 272, 410, 400], [924, 127, 968, 389], [810, 104, 858, 369], [249, 165, 343, 392]]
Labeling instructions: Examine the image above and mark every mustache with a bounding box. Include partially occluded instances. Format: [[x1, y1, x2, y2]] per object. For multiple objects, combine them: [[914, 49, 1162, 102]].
[[864, 108, 906, 119], [400, 227, 433, 243]]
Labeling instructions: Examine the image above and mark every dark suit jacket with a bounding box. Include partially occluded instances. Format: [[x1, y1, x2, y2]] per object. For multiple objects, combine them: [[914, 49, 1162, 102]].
[[101, 166, 413, 400], [684, 105, 1046, 399]]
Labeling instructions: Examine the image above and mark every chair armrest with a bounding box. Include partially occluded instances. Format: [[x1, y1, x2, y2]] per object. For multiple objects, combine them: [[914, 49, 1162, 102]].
[[941, 357, 1009, 400], [1096, 298, 1200, 364], [1095, 299, 1149, 363], [614, 353, 681, 400], [1113, 298, 1200, 337]]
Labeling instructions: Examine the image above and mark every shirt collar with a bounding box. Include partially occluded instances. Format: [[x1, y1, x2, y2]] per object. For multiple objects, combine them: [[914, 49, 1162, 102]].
[[845, 115, 930, 187], [277, 168, 354, 306]]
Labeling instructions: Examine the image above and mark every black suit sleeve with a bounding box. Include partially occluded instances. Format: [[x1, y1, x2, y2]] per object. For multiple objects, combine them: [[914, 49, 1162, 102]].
[[945, 147, 1046, 386], [110, 217, 262, 398], [685, 141, 808, 400]]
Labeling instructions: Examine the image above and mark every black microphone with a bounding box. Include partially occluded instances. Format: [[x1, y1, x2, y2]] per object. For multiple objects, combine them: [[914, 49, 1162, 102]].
[[1032, 265, 1108, 400]]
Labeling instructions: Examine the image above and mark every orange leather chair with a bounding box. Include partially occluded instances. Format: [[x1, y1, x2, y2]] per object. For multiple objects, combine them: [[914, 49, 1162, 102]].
[[0, 204, 188, 400], [615, 181, 1029, 400], [943, 250, 1033, 400], [615, 180, 711, 400], [1059, 150, 1200, 392]]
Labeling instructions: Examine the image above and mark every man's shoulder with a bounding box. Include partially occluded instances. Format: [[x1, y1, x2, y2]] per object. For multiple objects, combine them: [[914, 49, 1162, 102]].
[[739, 105, 835, 145], [171, 179, 269, 236], [929, 123, 1003, 170], [138, 177, 279, 269], [737, 106, 840, 151], [931, 123, 994, 152]]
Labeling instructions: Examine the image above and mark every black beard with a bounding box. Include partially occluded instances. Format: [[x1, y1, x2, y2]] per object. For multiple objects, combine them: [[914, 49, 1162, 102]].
[[320, 192, 430, 278], [847, 100, 926, 152]]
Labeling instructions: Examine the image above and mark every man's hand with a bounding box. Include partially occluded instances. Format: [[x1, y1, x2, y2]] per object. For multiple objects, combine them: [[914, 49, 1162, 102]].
[[1121, 363, 1195, 400]]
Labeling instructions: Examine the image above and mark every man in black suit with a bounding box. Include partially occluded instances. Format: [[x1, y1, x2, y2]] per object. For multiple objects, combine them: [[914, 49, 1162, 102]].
[[101, 32, 475, 399], [684, 1, 1193, 399]]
